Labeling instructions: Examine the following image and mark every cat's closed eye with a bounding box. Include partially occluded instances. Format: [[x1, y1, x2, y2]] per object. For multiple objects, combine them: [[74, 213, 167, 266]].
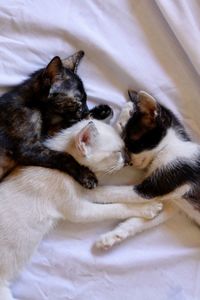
[[110, 151, 125, 164], [48, 93, 59, 99], [52, 93, 59, 97]]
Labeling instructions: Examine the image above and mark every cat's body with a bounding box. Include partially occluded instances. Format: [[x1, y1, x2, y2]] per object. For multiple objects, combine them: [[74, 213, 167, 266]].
[[0, 119, 162, 300], [96, 91, 200, 249], [0, 51, 112, 188]]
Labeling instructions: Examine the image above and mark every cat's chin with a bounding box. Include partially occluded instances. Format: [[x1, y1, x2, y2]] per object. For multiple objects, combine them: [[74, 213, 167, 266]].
[[131, 153, 153, 170]]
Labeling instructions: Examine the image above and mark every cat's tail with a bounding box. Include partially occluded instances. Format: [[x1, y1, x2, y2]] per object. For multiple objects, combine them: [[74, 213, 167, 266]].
[[0, 280, 15, 300]]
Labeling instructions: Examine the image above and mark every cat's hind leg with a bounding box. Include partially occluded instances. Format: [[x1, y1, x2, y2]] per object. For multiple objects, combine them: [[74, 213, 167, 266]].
[[96, 202, 177, 250]]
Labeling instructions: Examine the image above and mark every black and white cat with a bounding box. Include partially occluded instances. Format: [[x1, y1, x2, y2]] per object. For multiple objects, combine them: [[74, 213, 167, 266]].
[[0, 118, 162, 300], [96, 90, 200, 250]]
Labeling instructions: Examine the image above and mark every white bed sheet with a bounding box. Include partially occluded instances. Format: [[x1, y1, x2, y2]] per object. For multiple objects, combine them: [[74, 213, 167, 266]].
[[0, 1, 200, 299]]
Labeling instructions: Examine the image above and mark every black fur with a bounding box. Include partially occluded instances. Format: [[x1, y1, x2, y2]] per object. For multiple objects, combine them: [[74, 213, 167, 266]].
[[0, 53, 112, 188], [124, 103, 190, 154], [88, 104, 113, 121], [134, 159, 198, 198], [123, 91, 198, 201]]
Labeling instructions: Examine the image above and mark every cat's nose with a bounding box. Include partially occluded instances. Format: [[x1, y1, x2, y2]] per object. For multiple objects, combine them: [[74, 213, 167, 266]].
[[123, 149, 132, 166]]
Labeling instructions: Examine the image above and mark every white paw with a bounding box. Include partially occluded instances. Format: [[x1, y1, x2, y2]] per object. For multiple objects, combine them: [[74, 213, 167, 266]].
[[116, 102, 134, 133], [143, 202, 163, 219], [95, 230, 128, 250]]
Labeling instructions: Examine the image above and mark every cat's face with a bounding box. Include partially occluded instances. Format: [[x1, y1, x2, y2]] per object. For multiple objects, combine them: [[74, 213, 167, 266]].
[[123, 91, 170, 169], [72, 120, 129, 174], [43, 51, 89, 120]]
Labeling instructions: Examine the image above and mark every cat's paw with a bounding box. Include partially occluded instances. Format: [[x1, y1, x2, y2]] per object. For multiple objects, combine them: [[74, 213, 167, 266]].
[[96, 230, 128, 250], [89, 104, 113, 122], [96, 104, 113, 120], [77, 166, 98, 189], [142, 202, 163, 219], [116, 101, 134, 134]]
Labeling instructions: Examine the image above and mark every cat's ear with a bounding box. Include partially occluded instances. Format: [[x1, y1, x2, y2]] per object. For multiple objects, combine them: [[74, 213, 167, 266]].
[[62, 50, 84, 73], [43, 56, 63, 82], [138, 91, 157, 118], [75, 121, 99, 157], [128, 90, 138, 103]]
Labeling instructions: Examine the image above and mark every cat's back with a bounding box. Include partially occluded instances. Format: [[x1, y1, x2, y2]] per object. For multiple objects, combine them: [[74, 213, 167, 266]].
[[0, 88, 30, 128], [0, 165, 69, 253], [0, 167, 57, 214], [151, 129, 199, 169], [0, 69, 43, 113], [0, 165, 75, 215], [0, 85, 24, 107], [0, 165, 66, 276]]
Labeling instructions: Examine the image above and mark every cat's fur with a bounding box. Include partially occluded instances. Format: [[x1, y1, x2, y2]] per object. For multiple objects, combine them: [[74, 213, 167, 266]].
[[0, 119, 162, 300], [96, 90, 200, 250], [0, 51, 112, 189]]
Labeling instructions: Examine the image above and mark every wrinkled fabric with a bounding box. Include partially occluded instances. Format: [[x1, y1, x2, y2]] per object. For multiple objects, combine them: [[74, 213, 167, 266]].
[[0, 1, 200, 299]]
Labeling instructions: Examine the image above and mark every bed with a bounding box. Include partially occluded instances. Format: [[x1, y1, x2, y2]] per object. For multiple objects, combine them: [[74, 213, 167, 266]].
[[1, 1, 200, 299]]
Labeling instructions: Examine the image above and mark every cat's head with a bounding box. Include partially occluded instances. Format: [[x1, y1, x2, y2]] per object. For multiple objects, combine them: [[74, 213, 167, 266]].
[[42, 51, 88, 120], [123, 90, 188, 169], [73, 120, 130, 174], [48, 119, 130, 175]]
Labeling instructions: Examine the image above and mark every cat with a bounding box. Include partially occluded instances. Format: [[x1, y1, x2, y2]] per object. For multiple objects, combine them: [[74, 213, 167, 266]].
[[0, 118, 162, 300], [0, 50, 112, 189], [96, 90, 200, 250]]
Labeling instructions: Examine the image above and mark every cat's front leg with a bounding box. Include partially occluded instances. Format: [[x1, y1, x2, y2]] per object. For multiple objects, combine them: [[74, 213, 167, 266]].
[[15, 143, 97, 189], [96, 202, 177, 250], [69, 201, 163, 224], [86, 185, 149, 204]]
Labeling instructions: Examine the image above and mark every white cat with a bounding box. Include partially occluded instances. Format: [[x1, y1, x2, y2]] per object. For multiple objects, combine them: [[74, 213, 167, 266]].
[[0, 119, 162, 300]]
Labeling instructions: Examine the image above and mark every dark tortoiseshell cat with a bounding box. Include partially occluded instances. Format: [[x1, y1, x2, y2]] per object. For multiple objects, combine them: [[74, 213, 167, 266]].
[[0, 51, 112, 188]]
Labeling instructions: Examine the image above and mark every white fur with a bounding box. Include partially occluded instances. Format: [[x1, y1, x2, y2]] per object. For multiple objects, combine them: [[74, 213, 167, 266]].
[[129, 128, 198, 171], [115, 101, 135, 135], [96, 202, 178, 250], [0, 119, 162, 300]]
